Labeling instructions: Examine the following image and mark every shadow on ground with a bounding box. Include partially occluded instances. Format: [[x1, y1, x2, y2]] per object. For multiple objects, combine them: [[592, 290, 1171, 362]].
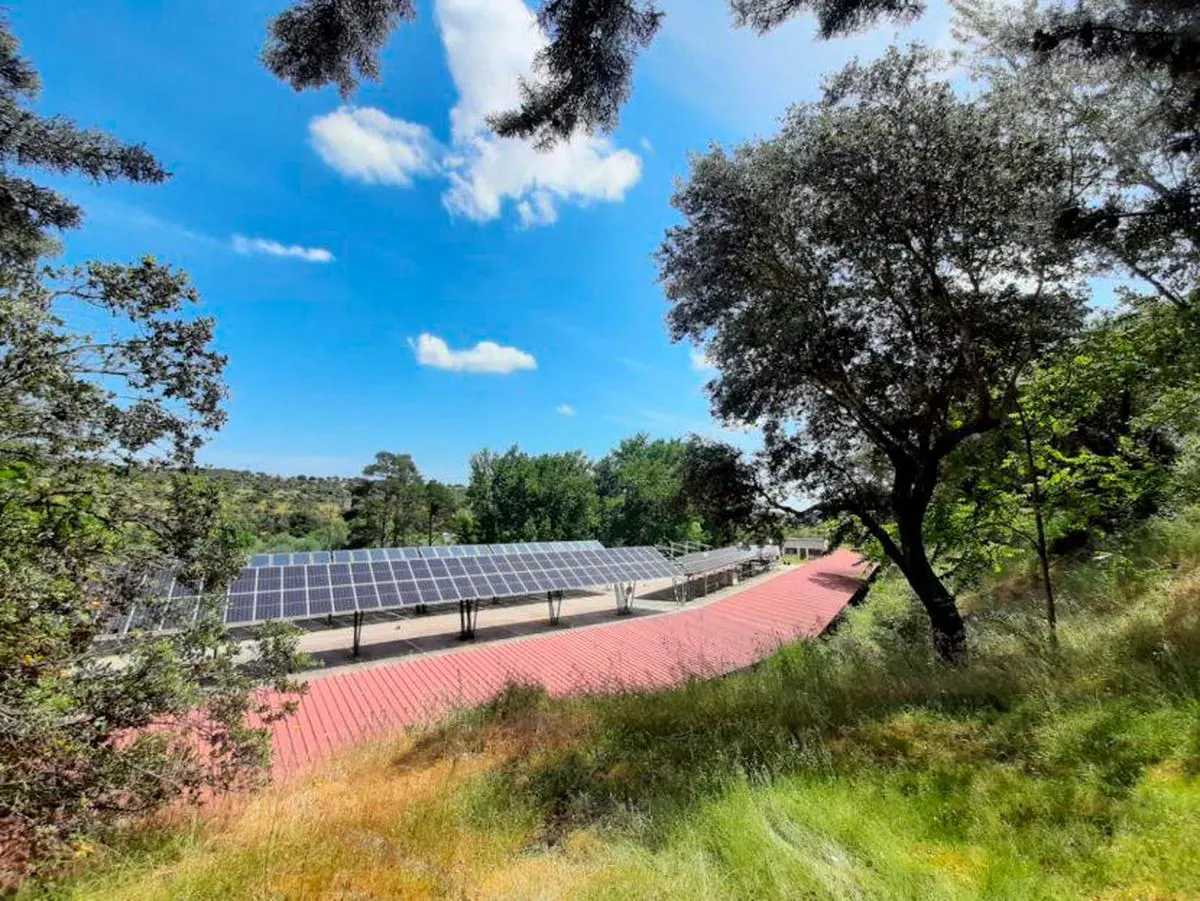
[[304, 603, 672, 670]]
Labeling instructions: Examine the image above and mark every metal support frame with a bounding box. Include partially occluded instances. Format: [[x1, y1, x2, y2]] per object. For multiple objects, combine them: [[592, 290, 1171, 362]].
[[657, 540, 713, 560], [672, 576, 686, 605], [613, 581, 635, 616], [458, 597, 480, 640], [547, 590, 564, 625], [351, 610, 364, 657]]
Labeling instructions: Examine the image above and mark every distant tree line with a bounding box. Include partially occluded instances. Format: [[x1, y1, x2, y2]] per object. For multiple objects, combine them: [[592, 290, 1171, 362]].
[[218, 434, 776, 555], [466, 435, 767, 547]]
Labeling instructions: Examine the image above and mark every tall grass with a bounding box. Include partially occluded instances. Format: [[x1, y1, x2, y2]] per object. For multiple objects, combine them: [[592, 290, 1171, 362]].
[[23, 512, 1200, 899]]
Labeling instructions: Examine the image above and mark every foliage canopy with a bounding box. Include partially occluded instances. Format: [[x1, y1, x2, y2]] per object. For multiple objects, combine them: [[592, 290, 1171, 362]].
[[660, 48, 1086, 659], [0, 20, 307, 878]]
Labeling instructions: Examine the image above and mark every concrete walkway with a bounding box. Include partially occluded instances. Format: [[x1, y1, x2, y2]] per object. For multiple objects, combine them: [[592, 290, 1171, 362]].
[[291, 585, 684, 677], [268, 550, 868, 774]]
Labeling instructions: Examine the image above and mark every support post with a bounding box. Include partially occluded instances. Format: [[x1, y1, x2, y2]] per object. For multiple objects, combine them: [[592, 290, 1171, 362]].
[[351, 610, 364, 657], [458, 597, 479, 640], [672, 577, 685, 606], [547, 590, 564, 625], [615, 582, 634, 616]]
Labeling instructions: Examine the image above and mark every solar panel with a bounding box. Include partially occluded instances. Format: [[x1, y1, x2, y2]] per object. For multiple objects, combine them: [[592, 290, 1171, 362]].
[[118, 545, 678, 635], [246, 540, 607, 567], [674, 546, 775, 576], [226, 593, 254, 625]]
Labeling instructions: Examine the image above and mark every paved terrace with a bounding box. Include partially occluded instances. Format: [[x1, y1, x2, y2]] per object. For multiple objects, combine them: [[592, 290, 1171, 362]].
[[269, 549, 869, 773]]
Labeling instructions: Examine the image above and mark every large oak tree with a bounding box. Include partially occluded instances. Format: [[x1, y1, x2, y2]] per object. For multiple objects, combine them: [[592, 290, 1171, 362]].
[[658, 49, 1086, 661]]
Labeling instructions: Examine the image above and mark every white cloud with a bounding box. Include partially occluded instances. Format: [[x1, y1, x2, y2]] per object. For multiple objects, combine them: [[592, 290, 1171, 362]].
[[409, 333, 537, 374], [556, 403, 577, 416], [307, 0, 642, 227], [690, 348, 717, 372], [436, 0, 642, 224], [231, 235, 334, 263], [309, 107, 440, 186], [516, 190, 558, 228]]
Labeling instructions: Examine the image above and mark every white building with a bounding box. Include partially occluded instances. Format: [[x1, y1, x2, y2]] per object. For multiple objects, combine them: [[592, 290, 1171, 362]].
[[781, 536, 828, 560]]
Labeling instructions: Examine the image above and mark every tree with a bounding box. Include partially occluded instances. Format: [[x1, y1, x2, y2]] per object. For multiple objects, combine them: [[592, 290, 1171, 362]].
[[595, 434, 694, 547], [1024, 0, 1200, 153], [466, 448, 521, 543], [959, 0, 1200, 311], [261, 0, 923, 146], [0, 25, 165, 268], [0, 20, 307, 877], [679, 437, 763, 546], [921, 298, 1198, 651], [658, 49, 1085, 661], [532, 451, 600, 540], [345, 451, 426, 547], [423, 479, 459, 545], [467, 446, 598, 542]]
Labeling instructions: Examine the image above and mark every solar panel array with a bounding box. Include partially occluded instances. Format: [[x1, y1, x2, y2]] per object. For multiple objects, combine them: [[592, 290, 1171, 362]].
[[106, 546, 679, 636], [249, 540, 605, 567], [675, 545, 778, 577]]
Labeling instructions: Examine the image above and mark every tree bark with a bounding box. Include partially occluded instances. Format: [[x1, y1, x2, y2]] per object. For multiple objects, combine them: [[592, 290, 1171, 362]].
[[900, 529, 967, 664], [857, 502, 968, 664], [1019, 407, 1058, 650]]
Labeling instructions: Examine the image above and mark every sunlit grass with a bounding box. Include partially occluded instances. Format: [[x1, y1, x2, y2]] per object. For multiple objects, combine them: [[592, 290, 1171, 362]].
[[23, 512, 1200, 899]]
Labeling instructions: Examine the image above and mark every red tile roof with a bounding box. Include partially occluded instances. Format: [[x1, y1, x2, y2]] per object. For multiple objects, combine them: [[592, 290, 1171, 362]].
[[269, 549, 868, 774]]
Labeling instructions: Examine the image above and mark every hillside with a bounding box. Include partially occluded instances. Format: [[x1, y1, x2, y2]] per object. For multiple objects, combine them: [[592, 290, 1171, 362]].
[[194, 467, 354, 553], [196, 468, 354, 507], [28, 512, 1200, 900]]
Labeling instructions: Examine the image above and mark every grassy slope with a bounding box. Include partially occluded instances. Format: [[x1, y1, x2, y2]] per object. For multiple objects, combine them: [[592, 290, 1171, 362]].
[[26, 515, 1200, 900]]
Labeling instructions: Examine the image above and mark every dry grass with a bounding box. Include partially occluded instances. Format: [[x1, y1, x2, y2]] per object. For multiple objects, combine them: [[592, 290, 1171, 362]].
[[42, 689, 605, 900]]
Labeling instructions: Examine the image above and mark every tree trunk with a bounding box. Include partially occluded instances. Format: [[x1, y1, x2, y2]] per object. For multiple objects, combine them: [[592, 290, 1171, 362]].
[[894, 500, 967, 664], [1019, 407, 1058, 650], [902, 537, 967, 664], [857, 481, 969, 664]]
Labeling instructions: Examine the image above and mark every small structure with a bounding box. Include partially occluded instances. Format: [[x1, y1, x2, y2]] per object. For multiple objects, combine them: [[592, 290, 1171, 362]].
[[781, 536, 828, 560], [671, 545, 778, 603]]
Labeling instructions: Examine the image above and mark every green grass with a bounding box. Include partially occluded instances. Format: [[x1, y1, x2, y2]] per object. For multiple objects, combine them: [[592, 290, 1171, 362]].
[[23, 513, 1200, 899]]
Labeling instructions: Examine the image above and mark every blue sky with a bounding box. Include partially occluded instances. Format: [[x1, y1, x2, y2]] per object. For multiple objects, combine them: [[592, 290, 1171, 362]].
[[13, 0, 955, 482]]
